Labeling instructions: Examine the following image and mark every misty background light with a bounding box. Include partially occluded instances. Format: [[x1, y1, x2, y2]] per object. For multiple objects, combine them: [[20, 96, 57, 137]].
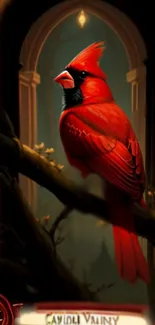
[[77, 10, 86, 28]]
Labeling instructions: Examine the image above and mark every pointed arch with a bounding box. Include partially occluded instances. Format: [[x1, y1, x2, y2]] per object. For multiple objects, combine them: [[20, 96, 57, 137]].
[[20, 0, 146, 71]]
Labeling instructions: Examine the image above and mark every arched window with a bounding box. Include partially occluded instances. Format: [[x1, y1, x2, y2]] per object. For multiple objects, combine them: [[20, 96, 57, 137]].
[[19, 0, 147, 263]]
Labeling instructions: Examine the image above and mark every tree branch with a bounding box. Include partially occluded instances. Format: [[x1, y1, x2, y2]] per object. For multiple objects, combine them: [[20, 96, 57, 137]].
[[49, 206, 72, 250], [0, 134, 155, 244]]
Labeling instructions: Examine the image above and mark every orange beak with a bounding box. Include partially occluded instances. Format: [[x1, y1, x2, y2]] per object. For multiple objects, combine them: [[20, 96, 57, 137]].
[[54, 70, 75, 89]]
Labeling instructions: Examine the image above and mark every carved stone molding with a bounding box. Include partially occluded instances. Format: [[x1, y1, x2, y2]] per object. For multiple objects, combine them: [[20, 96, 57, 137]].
[[126, 65, 146, 162], [126, 65, 147, 257], [126, 65, 146, 83], [19, 71, 40, 212], [19, 71, 40, 147]]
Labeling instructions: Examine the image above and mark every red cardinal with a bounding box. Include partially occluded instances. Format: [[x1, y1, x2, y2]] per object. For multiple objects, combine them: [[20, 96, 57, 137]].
[[54, 42, 150, 283]]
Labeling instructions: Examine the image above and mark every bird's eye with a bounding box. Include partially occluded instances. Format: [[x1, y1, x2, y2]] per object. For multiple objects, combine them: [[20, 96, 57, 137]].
[[80, 71, 87, 77]]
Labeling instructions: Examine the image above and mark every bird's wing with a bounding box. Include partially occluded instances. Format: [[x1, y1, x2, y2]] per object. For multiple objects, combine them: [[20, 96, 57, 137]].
[[60, 104, 144, 199]]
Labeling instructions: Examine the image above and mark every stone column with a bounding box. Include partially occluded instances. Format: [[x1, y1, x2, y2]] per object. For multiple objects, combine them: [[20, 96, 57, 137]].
[[19, 70, 40, 213], [126, 65, 146, 164], [126, 65, 147, 258]]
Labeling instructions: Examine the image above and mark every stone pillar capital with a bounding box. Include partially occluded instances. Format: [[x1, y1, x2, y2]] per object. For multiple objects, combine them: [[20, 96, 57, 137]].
[[19, 70, 40, 85], [126, 65, 146, 83]]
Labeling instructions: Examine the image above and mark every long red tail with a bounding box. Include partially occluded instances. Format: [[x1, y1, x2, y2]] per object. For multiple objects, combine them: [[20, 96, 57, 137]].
[[106, 188, 150, 283]]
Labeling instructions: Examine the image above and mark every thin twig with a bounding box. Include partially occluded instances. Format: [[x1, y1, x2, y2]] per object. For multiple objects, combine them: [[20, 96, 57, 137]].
[[49, 206, 73, 251]]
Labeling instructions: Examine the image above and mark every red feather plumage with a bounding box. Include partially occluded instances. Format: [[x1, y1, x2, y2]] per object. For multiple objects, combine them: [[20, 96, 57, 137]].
[[56, 42, 150, 283]]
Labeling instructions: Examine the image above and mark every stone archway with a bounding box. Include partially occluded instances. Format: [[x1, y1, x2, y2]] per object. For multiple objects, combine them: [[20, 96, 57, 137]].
[[19, 0, 147, 254]]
